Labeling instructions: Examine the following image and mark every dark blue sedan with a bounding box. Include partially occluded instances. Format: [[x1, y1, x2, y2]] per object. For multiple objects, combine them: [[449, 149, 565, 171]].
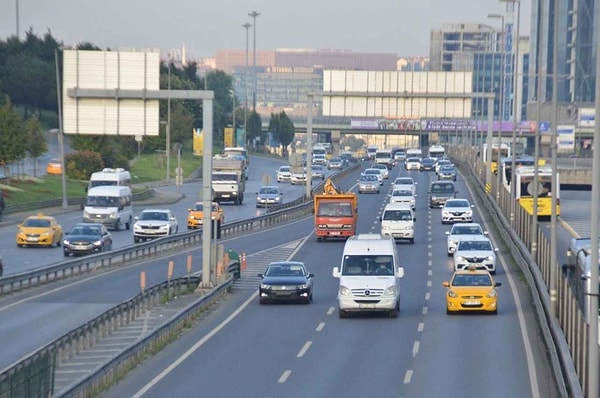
[[258, 261, 314, 304]]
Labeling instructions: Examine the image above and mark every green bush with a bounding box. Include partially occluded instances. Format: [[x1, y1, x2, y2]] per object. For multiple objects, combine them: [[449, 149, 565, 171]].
[[65, 151, 104, 180]]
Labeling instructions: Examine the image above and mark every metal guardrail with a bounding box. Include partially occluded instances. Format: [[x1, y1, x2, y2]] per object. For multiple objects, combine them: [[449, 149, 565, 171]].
[[448, 145, 581, 397]]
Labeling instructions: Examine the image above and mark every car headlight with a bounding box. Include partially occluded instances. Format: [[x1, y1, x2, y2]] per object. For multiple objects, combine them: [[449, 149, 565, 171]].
[[486, 255, 495, 261], [339, 285, 351, 296], [41, 231, 51, 236], [384, 285, 397, 296], [442, 211, 450, 217], [455, 256, 465, 262], [465, 210, 473, 216], [158, 224, 170, 230], [297, 283, 309, 289], [274, 197, 281, 201], [260, 284, 271, 290], [93, 239, 103, 246], [110, 211, 118, 219], [63, 239, 70, 245], [406, 226, 413, 230], [318, 224, 327, 228], [133, 224, 142, 231], [486, 290, 497, 298], [381, 226, 390, 230], [448, 290, 458, 298]]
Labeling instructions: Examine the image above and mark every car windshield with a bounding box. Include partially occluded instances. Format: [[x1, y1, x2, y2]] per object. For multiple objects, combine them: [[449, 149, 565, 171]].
[[452, 274, 493, 287], [360, 175, 377, 182], [23, 218, 51, 228], [431, 183, 455, 194], [279, 167, 290, 172], [458, 241, 492, 251], [86, 195, 119, 207], [407, 158, 420, 162], [440, 165, 455, 172], [452, 225, 483, 235], [395, 178, 413, 185], [445, 200, 469, 208], [342, 255, 393, 276], [71, 225, 100, 235], [373, 165, 386, 169], [260, 187, 280, 195], [392, 190, 412, 197], [383, 210, 413, 221], [364, 170, 380, 175], [265, 264, 305, 277], [139, 211, 169, 221], [317, 202, 353, 217]]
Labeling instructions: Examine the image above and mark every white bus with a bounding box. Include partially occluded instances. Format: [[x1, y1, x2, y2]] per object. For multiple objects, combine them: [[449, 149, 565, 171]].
[[88, 168, 131, 191]]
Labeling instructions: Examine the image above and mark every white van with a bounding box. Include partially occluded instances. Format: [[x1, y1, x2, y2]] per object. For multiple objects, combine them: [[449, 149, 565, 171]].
[[332, 234, 405, 318], [88, 168, 132, 191], [83, 186, 133, 230], [380, 203, 415, 243]]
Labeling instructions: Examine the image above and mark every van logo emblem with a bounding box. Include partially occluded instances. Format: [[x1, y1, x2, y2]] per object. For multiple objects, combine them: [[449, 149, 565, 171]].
[[364, 290, 370, 296]]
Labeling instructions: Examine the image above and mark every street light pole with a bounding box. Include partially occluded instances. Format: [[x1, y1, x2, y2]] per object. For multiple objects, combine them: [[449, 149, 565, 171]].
[[166, 58, 171, 183], [488, 13, 505, 201], [54, 48, 68, 209], [243, 22, 251, 148], [248, 11, 260, 111], [15, 0, 19, 40]]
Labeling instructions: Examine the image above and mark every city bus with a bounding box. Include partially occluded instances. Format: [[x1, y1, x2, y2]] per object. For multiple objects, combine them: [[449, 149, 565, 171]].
[[513, 165, 560, 218], [500, 156, 537, 192], [481, 143, 510, 175]]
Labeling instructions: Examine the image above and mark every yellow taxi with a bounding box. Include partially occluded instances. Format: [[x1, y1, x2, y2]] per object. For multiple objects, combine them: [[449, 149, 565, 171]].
[[16, 213, 63, 247], [187, 202, 224, 229], [46, 159, 63, 175], [442, 266, 501, 314]]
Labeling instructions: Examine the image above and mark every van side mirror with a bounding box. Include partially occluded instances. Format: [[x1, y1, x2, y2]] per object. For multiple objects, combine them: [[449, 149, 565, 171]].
[[396, 267, 405, 278], [332, 267, 341, 278]]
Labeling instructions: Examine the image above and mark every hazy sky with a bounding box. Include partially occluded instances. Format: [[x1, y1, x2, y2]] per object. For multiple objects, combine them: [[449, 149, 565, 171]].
[[0, 0, 531, 58]]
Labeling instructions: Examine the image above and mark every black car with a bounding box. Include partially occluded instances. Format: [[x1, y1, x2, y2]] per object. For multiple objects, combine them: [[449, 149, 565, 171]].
[[63, 223, 113, 257], [258, 261, 314, 304], [420, 157, 436, 171]]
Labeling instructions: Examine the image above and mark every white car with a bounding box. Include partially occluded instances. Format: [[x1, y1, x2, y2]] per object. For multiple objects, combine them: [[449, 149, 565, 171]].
[[362, 168, 384, 185], [276, 165, 292, 183], [392, 177, 417, 195], [389, 189, 416, 209], [453, 236, 498, 274], [357, 174, 380, 193], [441, 198, 474, 224], [371, 163, 389, 179], [133, 209, 178, 243], [405, 157, 421, 171], [435, 159, 452, 174], [291, 171, 308, 185], [445, 222, 487, 256]]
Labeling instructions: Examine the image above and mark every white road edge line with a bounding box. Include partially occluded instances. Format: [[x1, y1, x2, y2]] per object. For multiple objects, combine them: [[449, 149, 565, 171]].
[[403, 370, 413, 384], [297, 341, 312, 358]]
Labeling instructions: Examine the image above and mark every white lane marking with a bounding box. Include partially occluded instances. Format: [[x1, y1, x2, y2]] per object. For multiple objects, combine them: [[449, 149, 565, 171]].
[[297, 341, 312, 358], [403, 370, 413, 384], [131, 232, 313, 398], [417, 322, 424, 332], [278, 370, 292, 383], [316, 322, 325, 332], [422, 306, 428, 315], [327, 307, 335, 315], [427, 270, 432, 276], [427, 280, 432, 287], [425, 292, 430, 301], [427, 260, 432, 267], [412, 341, 420, 357]]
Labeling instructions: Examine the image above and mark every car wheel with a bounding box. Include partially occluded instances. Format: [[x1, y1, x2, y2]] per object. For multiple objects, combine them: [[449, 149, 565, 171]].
[[446, 307, 453, 315], [490, 270, 496, 275], [338, 308, 348, 318], [134, 237, 140, 243], [389, 301, 399, 318], [447, 251, 453, 257], [115, 220, 121, 231], [63, 251, 69, 257], [409, 238, 414, 244], [126, 217, 132, 230], [259, 298, 267, 305], [56, 239, 61, 247]]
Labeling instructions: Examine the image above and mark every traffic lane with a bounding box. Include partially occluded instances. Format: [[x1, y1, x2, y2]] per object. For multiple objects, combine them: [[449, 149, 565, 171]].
[[0, 156, 295, 275], [102, 177, 425, 398], [0, 215, 317, 371]]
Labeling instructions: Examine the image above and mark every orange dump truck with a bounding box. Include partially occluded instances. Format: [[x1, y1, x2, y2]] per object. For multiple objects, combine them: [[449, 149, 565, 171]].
[[314, 179, 358, 241]]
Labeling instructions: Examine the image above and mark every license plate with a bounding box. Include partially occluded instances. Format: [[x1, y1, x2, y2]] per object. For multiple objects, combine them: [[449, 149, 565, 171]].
[[359, 303, 376, 309], [330, 231, 340, 235], [27, 237, 39, 242], [222, 195, 230, 198], [464, 300, 480, 306]]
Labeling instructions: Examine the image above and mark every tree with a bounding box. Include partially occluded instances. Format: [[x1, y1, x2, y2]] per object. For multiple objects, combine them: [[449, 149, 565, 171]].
[[247, 110, 263, 148], [268, 111, 295, 157], [341, 135, 366, 152], [24, 116, 47, 177], [0, 97, 27, 168]]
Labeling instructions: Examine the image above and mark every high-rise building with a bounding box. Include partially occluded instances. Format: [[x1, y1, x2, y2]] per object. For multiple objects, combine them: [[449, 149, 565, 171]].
[[429, 23, 496, 72], [529, 0, 594, 104]]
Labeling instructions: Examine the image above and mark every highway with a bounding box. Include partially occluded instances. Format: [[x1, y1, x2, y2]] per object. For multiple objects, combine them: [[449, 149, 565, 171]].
[[0, 156, 317, 276], [96, 162, 561, 398], [0, 156, 332, 370]]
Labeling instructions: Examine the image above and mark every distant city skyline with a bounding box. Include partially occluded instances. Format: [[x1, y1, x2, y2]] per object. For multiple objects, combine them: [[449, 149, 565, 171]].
[[0, 0, 530, 59]]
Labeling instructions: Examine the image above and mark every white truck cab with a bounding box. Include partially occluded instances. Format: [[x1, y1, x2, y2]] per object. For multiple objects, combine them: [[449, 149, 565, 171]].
[[332, 234, 405, 318]]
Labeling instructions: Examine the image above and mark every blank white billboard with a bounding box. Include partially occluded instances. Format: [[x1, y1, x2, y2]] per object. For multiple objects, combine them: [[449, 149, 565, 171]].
[[322, 70, 472, 118], [63, 50, 160, 136]]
